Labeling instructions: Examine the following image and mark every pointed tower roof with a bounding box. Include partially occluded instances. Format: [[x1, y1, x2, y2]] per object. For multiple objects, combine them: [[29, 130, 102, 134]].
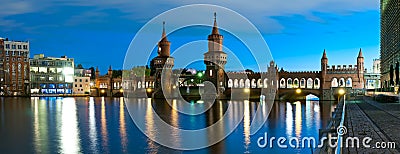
[[212, 12, 219, 35], [160, 21, 168, 42], [358, 48, 363, 58], [108, 65, 112, 71], [322, 49, 327, 59], [96, 66, 99, 72]]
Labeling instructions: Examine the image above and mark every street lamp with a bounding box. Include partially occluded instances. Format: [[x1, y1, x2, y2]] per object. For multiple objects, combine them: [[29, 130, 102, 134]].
[[296, 88, 301, 94], [338, 88, 345, 101]]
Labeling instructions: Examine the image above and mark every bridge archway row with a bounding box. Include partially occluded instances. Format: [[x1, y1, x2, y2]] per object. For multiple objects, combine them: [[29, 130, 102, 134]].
[[279, 77, 320, 89], [228, 78, 272, 88], [330, 77, 353, 88], [137, 81, 155, 89]]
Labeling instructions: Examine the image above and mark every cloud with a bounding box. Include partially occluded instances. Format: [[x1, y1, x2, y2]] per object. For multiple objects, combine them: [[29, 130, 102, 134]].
[[0, 0, 379, 34]]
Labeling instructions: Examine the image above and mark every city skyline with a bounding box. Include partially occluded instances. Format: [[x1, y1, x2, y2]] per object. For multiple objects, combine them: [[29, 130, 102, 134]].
[[0, 1, 380, 72]]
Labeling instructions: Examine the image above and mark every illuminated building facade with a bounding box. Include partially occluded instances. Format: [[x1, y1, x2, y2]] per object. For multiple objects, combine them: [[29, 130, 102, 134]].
[[0, 38, 30, 96], [380, 0, 400, 89], [29, 54, 74, 95]]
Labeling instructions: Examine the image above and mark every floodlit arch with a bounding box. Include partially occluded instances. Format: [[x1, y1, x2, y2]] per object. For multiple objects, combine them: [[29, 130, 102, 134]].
[[339, 78, 345, 87], [138, 81, 142, 89], [280, 78, 286, 88], [293, 78, 299, 88], [307, 78, 313, 89], [239, 79, 245, 88], [264, 78, 268, 88], [314, 78, 320, 89], [346, 78, 352, 87], [287, 78, 293, 88], [245, 79, 251, 88], [234, 79, 239, 88], [228, 79, 233, 88], [300, 78, 306, 88], [331, 78, 338, 87], [257, 79, 262, 88], [251, 79, 257, 88]]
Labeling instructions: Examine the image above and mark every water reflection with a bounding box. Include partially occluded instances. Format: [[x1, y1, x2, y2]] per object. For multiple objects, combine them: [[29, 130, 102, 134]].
[[60, 98, 81, 153], [0, 97, 335, 153], [32, 97, 49, 153], [119, 98, 128, 153], [243, 100, 250, 152], [100, 97, 109, 153], [88, 97, 98, 153], [145, 98, 159, 153], [294, 101, 302, 137]]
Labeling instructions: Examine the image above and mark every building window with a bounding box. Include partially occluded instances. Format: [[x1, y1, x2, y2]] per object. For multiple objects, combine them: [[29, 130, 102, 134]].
[[210, 70, 213, 77], [5, 44, 10, 49], [23, 45, 27, 49], [79, 79, 82, 82], [11, 45, 16, 49], [75, 79, 77, 82], [17, 45, 21, 49]]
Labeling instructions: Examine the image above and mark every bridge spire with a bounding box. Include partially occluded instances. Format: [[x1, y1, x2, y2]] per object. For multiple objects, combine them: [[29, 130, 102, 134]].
[[358, 48, 363, 58], [322, 49, 327, 59], [212, 12, 219, 35]]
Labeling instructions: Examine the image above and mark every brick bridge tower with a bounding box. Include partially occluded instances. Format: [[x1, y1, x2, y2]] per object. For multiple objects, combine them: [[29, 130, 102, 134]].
[[204, 13, 228, 99], [151, 22, 175, 98]]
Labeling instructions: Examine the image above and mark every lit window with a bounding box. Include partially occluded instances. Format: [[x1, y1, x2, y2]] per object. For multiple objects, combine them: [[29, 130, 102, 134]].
[[210, 70, 212, 77]]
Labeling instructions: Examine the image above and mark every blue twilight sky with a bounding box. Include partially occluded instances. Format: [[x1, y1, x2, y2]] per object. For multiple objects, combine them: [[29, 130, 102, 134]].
[[0, 0, 380, 74]]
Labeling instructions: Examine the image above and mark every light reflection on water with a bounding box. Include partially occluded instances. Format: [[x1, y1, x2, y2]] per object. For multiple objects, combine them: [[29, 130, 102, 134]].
[[60, 98, 81, 153], [0, 97, 335, 153]]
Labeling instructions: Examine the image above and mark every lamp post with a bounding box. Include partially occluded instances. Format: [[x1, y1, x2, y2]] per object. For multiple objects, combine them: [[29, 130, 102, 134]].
[[338, 88, 345, 102]]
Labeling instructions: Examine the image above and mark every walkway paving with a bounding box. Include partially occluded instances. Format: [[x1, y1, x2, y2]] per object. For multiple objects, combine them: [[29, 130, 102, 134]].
[[343, 97, 399, 153]]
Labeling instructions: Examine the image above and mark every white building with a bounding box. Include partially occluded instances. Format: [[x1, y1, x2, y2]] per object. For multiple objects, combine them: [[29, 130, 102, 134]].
[[365, 59, 381, 90], [73, 76, 90, 94]]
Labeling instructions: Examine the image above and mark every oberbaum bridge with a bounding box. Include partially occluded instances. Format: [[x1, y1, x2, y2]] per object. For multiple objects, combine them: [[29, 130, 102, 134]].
[[123, 14, 365, 101]]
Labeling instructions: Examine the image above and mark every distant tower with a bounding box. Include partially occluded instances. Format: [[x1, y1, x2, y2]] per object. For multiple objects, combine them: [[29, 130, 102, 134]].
[[95, 66, 100, 79], [152, 22, 175, 98], [357, 48, 364, 84], [108, 65, 113, 77], [204, 13, 227, 97], [321, 49, 328, 74]]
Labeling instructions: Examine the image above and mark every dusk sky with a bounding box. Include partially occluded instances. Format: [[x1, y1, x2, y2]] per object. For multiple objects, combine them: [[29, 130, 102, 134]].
[[0, 0, 380, 74]]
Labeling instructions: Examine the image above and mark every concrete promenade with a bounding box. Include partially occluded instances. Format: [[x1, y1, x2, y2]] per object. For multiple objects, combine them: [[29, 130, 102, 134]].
[[343, 96, 399, 153]]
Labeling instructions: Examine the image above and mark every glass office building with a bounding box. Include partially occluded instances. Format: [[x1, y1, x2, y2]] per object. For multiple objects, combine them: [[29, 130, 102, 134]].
[[30, 54, 74, 95], [380, 0, 400, 88]]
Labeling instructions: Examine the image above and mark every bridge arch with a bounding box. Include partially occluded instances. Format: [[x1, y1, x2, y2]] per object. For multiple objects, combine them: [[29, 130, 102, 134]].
[[263, 78, 268, 88], [280, 78, 286, 88], [257, 79, 262, 88], [314, 78, 320, 89], [228, 79, 233, 88], [239, 79, 244, 88], [331, 78, 338, 87], [245, 79, 251, 88], [300, 78, 306, 88], [234, 79, 239, 88], [293, 78, 299, 88], [307, 78, 313, 89], [251, 79, 256, 88], [339, 78, 345, 87], [346, 78, 352, 87], [287, 78, 293, 88]]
